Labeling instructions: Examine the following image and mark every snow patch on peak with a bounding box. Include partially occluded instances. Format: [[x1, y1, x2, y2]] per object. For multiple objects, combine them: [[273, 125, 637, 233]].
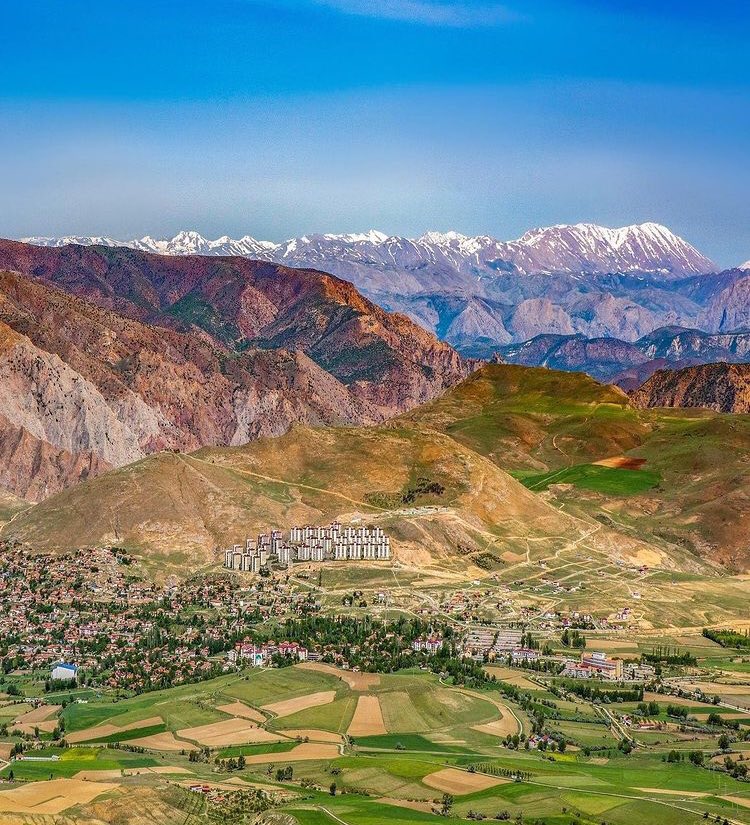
[[418, 230, 468, 245], [319, 230, 389, 244]]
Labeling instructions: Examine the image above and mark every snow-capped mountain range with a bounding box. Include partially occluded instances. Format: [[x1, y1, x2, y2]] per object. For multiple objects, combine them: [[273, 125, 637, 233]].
[[23, 223, 750, 351], [25, 222, 715, 284]]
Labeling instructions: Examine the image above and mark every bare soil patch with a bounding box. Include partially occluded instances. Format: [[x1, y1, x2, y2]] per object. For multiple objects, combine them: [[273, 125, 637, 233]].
[[177, 718, 286, 747], [298, 662, 380, 691], [241, 742, 340, 764], [73, 769, 123, 781], [262, 690, 337, 718], [682, 682, 750, 695], [16, 720, 58, 735], [473, 718, 520, 738], [423, 768, 509, 795], [216, 700, 266, 722], [634, 787, 708, 798], [721, 796, 750, 809], [643, 692, 708, 707], [67, 715, 163, 744], [0, 777, 118, 815], [584, 639, 639, 652], [128, 731, 194, 751], [347, 695, 387, 736], [594, 456, 646, 470], [453, 686, 520, 736]]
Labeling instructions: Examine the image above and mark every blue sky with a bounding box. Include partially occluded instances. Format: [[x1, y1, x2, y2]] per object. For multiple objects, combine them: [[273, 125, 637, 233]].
[[1, 0, 748, 265]]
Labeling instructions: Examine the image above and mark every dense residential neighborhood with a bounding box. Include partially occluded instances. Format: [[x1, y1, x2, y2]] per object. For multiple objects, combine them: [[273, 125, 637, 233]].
[[0, 540, 653, 701]]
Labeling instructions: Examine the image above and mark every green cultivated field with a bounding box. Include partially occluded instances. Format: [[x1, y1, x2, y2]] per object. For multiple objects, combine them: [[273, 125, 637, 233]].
[[513, 464, 661, 495], [7, 747, 156, 780]]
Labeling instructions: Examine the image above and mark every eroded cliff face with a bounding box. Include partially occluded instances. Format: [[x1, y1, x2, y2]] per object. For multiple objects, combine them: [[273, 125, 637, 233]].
[[631, 362, 750, 414], [0, 242, 471, 501]]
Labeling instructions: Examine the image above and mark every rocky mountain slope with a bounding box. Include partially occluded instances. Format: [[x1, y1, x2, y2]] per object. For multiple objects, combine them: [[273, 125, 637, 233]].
[[495, 327, 750, 389], [632, 362, 750, 414], [0, 243, 471, 500], [25, 223, 729, 348]]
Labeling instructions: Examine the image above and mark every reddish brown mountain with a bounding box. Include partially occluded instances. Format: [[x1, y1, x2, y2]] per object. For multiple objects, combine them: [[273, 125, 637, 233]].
[[631, 362, 750, 413], [0, 241, 472, 501], [0, 240, 469, 414]]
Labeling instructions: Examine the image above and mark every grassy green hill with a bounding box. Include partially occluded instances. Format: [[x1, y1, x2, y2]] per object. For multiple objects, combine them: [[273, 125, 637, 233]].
[[400, 364, 750, 570], [395, 364, 647, 470]]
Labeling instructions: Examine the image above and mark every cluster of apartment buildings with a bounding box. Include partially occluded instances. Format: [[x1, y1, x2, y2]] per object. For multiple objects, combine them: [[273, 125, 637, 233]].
[[224, 523, 391, 571]]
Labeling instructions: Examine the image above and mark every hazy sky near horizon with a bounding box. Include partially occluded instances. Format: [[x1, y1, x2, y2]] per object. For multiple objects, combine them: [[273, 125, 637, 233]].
[[1, 0, 749, 266]]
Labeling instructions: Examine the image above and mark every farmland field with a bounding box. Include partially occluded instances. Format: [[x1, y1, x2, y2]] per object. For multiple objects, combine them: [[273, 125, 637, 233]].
[[4, 658, 750, 824]]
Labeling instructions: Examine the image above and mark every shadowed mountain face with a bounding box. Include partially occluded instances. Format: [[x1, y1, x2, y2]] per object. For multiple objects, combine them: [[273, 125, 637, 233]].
[[632, 362, 750, 414], [0, 241, 472, 501]]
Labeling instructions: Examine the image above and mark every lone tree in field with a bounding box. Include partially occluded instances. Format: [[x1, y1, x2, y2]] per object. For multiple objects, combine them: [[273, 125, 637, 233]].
[[441, 793, 454, 816]]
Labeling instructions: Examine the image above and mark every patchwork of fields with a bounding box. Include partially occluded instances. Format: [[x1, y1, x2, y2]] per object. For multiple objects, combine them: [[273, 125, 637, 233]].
[[3, 657, 750, 824]]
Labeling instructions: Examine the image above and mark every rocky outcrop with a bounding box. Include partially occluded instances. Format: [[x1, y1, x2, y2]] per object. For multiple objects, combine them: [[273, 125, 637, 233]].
[[631, 362, 750, 413], [0, 240, 470, 416]]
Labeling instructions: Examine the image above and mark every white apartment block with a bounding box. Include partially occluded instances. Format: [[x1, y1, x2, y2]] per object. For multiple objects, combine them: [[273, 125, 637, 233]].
[[224, 522, 391, 571]]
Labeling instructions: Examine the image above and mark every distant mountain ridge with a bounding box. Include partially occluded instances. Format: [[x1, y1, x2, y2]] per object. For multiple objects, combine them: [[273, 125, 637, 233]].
[[495, 326, 750, 389], [26, 221, 715, 279], [26, 223, 744, 351]]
